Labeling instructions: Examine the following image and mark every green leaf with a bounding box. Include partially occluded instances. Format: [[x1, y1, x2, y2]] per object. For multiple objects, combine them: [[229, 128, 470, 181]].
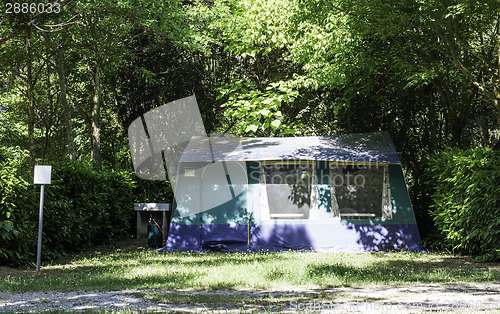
[[245, 124, 259, 132], [259, 109, 271, 117]]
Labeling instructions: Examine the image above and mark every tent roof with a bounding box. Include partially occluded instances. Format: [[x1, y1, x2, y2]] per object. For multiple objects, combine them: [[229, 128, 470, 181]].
[[179, 131, 401, 164]]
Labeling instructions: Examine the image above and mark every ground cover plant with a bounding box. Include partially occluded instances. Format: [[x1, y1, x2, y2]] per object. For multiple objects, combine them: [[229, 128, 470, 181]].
[[0, 240, 498, 294]]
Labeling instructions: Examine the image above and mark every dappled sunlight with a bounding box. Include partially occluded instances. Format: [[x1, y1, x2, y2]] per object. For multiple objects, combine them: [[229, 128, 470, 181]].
[[0, 247, 498, 294]]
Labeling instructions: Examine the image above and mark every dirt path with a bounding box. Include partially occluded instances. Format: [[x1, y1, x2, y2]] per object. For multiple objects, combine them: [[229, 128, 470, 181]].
[[1, 283, 499, 313]]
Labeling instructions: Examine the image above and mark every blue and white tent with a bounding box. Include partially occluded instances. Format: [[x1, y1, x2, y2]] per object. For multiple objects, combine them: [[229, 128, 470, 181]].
[[164, 132, 421, 252]]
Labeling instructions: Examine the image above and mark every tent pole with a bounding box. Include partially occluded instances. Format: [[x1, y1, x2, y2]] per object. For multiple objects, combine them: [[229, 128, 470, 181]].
[[247, 184, 250, 247]]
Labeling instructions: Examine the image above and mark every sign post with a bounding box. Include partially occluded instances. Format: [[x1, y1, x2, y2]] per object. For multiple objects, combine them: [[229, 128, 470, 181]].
[[34, 165, 51, 272]]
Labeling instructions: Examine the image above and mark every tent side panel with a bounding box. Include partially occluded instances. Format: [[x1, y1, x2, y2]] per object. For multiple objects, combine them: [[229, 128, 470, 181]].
[[166, 224, 203, 251], [387, 165, 420, 225], [316, 161, 334, 219], [251, 223, 421, 251], [165, 222, 421, 252], [164, 162, 422, 252], [165, 184, 250, 251]]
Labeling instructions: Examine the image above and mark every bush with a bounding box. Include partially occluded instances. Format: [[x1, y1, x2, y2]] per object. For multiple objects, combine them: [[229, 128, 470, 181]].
[[0, 159, 142, 266], [40, 161, 136, 259], [0, 147, 34, 265], [426, 148, 500, 261]]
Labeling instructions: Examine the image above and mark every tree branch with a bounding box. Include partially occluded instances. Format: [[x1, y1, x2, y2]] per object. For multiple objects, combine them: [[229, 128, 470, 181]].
[[0, 0, 75, 45], [455, 33, 497, 85], [434, 26, 498, 105], [67, 89, 91, 128]]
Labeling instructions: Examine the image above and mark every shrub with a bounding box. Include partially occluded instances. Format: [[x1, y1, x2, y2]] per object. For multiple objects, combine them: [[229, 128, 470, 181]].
[[0, 160, 142, 266], [0, 148, 175, 267], [427, 148, 500, 261], [40, 161, 137, 259], [0, 147, 35, 265]]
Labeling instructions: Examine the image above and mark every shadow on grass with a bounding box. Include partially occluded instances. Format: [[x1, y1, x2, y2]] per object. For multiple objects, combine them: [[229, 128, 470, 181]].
[[2, 248, 499, 293], [2, 269, 199, 292], [307, 256, 500, 287]]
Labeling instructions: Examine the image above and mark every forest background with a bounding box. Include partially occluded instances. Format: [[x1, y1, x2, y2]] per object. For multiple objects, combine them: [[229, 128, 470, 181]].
[[1, 0, 499, 265]]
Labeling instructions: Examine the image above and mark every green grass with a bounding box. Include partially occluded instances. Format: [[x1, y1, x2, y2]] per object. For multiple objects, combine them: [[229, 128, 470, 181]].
[[0, 242, 498, 293]]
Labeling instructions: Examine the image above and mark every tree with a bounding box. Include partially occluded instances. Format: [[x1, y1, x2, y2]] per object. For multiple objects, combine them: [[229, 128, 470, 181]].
[[339, 0, 500, 126], [48, 0, 190, 169]]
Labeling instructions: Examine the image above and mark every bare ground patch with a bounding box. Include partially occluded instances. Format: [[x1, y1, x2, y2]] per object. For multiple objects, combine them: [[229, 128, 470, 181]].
[[1, 283, 499, 313]]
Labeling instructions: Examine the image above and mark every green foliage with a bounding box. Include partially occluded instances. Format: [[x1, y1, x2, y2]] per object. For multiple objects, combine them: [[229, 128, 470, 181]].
[[41, 162, 136, 260], [1, 0, 499, 265], [217, 79, 302, 136], [0, 147, 31, 263], [0, 164, 27, 260], [427, 148, 500, 261], [132, 178, 173, 204], [0, 160, 148, 266]]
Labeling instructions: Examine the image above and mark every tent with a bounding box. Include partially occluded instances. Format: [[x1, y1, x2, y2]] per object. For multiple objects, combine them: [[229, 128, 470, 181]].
[[164, 132, 421, 252]]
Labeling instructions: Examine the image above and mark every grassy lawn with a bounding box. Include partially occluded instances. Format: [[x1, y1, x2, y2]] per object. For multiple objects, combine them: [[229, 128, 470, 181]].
[[0, 240, 499, 293]]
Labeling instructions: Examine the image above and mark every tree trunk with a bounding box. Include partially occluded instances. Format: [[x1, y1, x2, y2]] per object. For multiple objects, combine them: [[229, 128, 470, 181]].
[[428, 87, 437, 150], [56, 46, 76, 160], [41, 56, 52, 161], [91, 62, 102, 170], [431, 77, 464, 147], [26, 27, 35, 175]]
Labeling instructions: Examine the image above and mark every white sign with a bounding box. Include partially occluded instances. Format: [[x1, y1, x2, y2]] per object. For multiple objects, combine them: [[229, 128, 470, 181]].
[[34, 165, 52, 185], [34, 165, 52, 272]]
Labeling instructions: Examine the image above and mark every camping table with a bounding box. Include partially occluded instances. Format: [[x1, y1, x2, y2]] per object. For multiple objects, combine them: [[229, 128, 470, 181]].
[[134, 203, 170, 239]]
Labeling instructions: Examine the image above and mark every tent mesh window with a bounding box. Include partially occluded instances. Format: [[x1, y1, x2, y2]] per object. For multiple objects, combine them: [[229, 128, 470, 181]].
[[261, 162, 315, 219], [330, 163, 392, 220]]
